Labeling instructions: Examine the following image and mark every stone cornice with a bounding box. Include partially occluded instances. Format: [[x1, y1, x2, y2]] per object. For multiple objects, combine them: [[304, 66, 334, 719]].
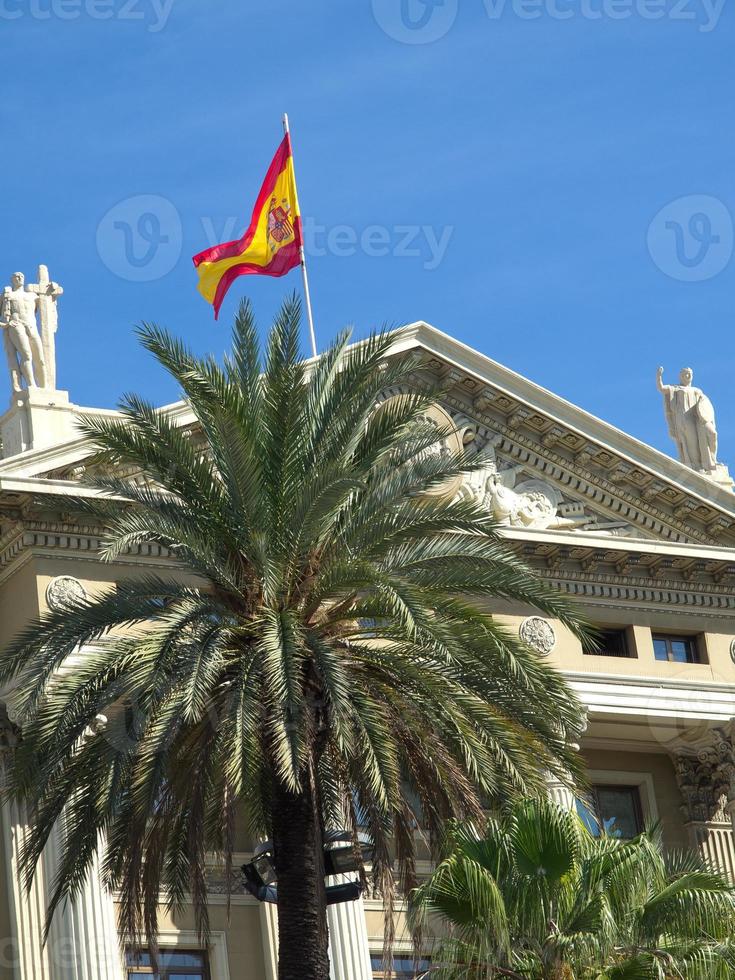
[[0, 519, 176, 585]]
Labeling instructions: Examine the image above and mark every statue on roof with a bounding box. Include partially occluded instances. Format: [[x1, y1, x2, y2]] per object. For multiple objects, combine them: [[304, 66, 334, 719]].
[[656, 366, 720, 476], [0, 266, 63, 394]]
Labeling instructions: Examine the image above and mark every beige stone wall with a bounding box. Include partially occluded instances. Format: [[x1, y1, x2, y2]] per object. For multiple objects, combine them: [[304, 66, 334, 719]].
[[490, 603, 735, 686], [120, 900, 269, 980]]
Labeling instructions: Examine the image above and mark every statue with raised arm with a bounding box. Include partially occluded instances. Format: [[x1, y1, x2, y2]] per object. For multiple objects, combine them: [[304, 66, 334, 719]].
[[0, 272, 48, 392], [657, 366, 718, 474]]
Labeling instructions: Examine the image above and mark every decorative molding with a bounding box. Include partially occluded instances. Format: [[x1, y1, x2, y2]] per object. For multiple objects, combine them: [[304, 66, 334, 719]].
[[672, 729, 735, 823], [519, 616, 556, 655], [440, 387, 735, 547], [45, 575, 87, 611]]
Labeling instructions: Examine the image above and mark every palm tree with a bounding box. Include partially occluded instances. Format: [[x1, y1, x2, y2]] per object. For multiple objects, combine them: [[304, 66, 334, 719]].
[[1, 296, 588, 980], [410, 796, 735, 980]]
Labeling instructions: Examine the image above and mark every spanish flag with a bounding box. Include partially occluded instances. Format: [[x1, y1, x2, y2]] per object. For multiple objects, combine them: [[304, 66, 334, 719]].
[[193, 134, 302, 318]]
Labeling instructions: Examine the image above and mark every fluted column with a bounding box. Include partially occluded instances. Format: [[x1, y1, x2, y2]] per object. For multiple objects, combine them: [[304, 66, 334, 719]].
[[259, 903, 278, 980], [326, 879, 372, 980], [258, 886, 372, 980], [0, 790, 55, 980], [673, 732, 735, 882], [546, 775, 577, 811], [44, 827, 124, 980]]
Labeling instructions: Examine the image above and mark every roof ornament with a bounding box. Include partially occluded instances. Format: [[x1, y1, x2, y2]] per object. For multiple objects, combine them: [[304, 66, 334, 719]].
[[656, 367, 733, 490]]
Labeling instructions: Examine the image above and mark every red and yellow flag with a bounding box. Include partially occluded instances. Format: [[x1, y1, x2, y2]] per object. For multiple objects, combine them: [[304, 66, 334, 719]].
[[193, 134, 302, 318]]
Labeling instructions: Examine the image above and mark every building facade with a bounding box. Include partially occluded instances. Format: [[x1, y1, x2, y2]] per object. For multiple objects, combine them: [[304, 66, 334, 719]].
[[0, 306, 734, 980]]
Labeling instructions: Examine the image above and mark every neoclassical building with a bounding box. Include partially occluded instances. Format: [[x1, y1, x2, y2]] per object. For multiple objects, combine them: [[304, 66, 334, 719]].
[[0, 275, 734, 979]]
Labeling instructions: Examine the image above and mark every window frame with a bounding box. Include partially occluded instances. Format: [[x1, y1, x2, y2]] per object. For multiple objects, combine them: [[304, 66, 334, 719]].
[[126, 946, 212, 980], [652, 632, 699, 664], [585, 784, 644, 839], [583, 626, 631, 659], [579, 770, 658, 837], [370, 953, 431, 979]]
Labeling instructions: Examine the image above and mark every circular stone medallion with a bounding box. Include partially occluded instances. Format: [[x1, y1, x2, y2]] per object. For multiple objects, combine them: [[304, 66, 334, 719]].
[[519, 616, 556, 655], [46, 576, 88, 612], [730, 639, 735, 664]]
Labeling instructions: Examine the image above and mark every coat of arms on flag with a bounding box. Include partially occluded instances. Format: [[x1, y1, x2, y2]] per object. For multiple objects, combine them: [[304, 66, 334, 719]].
[[267, 196, 294, 251]]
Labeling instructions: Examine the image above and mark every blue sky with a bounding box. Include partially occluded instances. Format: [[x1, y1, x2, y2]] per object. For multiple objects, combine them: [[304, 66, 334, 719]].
[[2, 0, 734, 467]]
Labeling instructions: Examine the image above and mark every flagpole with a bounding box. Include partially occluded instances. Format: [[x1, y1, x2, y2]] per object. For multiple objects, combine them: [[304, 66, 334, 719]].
[[282, 113, 318, 358]]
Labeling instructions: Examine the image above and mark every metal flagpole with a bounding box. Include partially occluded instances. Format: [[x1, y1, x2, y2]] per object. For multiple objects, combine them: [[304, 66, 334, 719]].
[[282, 113, 318, 358]]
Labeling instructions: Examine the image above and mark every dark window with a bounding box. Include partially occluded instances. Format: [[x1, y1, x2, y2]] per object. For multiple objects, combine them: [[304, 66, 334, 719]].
[[583, 628, 630, 658], [652, 633, 698, 664], [126, 949, 209, 980], [576, 785, 643, 839], [371, 955, 430, 979]]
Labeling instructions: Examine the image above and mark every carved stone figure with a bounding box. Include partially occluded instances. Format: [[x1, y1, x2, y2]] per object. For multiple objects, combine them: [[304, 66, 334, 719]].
[[0, 266, 62, 394], [657, 366, 719, 475], [1, 272, 47, 391], [26, 264, 63, 391], [485, 470, 587, 530]]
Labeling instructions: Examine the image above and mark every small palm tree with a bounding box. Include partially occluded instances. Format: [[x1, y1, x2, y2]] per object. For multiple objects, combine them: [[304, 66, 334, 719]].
[[410, 796, 735, 980], [2, 296, 588, 980]]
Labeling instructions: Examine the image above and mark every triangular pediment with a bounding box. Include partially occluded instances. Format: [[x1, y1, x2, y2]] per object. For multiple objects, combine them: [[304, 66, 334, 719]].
[[1, 322, 734, 552]]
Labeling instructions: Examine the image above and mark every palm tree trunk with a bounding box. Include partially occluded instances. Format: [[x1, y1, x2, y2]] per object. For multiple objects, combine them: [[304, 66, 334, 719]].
[[272, 766, 331, 980]]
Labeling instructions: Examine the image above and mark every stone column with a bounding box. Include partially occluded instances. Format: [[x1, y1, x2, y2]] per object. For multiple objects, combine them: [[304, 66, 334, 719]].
[[258, 903, 278, 980], [0, 791, 55, 980], [259, 889, 372, 980], [0, 716, 55, 980], [44, 827, 124, 980], [673, 731, 735, 882], [545, 776, 577, 812], [326, 880, 372, 980]]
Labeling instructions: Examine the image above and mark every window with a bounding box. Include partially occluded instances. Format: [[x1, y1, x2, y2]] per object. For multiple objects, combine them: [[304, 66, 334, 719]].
[[371, 955, 430, 979], [126, 949, 209, 980], [576, 785, 643, 839], [583, 628, 630, 658], [652, 633, 698, 664]]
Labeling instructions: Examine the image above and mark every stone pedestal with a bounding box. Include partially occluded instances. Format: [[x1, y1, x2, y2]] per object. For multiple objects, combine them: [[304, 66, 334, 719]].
[[0, 389, 79, 460], [705, 463, 735, 491]]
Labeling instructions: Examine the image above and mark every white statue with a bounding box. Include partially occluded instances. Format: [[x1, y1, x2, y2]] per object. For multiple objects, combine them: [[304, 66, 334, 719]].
[[657, 366, 718, 474], [0, 267, 62, 394]]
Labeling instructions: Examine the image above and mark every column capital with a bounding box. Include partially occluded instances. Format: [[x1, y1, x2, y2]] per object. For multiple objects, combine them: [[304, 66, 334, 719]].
[[672, 724, 735, 824]]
